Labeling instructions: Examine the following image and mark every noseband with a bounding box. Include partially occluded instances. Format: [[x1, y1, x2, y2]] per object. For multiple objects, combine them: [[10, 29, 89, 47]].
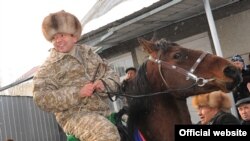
[[148, 51, 215, 88]]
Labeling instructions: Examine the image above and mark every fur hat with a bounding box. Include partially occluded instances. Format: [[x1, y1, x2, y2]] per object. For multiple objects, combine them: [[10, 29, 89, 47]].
[[192, 91, 232, 111], [42, 10, 82, 42]]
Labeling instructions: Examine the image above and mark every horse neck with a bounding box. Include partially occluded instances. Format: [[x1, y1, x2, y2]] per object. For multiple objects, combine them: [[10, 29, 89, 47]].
[[152, 95, 192, 124], [174, 97, 192, 124], [137, 95, 191, 141]]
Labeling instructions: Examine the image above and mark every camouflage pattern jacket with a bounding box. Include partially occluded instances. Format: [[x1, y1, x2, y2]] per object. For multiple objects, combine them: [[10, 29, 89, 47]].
[[33, 44, 120, 126]]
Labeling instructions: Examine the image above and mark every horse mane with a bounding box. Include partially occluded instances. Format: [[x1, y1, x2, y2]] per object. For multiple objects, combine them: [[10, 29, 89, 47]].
[[126, 61, 154, 139], [127, 61, 152, 111], [155, 38, 179, 51], [126, 39, 182, 139], [134, 61, 151, 94], [127, 38, 178, 118]]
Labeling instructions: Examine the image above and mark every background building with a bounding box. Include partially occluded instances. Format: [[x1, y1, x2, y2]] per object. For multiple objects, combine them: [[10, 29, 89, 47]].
[[0, 0, 249, 139], [78, 0, 250, 123]]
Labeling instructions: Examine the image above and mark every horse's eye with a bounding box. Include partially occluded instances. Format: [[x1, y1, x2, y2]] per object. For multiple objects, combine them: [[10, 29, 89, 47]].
[[173, 53, 182, 59]]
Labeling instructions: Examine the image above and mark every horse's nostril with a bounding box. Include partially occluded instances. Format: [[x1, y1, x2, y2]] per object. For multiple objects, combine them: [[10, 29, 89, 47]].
[[224, 66, 239, 78]]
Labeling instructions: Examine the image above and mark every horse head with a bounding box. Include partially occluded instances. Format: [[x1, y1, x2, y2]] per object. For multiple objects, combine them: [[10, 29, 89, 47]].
[[138, 37, 242, 98], [125, 37, 242, 141]]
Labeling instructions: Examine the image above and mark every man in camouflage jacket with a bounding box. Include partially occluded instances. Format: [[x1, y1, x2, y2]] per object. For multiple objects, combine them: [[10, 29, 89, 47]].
[[33, 10, 121, 141]]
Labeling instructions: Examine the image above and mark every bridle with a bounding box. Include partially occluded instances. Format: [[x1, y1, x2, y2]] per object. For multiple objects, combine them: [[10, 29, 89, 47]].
[[149, 50, 215, 88], [100, 50, 215, 99]]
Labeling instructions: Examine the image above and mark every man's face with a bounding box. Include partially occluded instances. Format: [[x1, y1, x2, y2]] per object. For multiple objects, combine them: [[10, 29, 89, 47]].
[[238, 103, 250, 121], [197, 106, 218, 124], [52, 33, 77, 53], [126, 70, 136, 80]]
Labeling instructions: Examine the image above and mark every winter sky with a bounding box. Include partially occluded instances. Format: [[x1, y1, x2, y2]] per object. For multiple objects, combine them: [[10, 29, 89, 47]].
[[0, 0, 158, 86]]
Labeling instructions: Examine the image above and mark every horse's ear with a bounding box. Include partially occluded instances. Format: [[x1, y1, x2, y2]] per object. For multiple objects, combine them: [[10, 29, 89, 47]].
[[138, 37, 156, 54], [150, 32, 158, 42]]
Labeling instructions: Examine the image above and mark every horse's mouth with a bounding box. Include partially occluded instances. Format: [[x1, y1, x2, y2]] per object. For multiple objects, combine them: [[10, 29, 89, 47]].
[[213, 76, 242, 92], [207, 76, 242, 92], [226, 73, 242, 91], [222, 65, 242, 91]]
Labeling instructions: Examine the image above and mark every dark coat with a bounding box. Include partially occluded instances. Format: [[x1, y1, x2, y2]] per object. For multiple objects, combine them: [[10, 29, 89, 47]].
[[121, 80, 129, 92], [240, 120, 250, 125], [197, 111, 240, 125], [207, 111, 240, 125]]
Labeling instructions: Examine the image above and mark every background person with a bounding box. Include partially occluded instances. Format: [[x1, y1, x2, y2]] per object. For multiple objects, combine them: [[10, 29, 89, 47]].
[[247, 53, 250, 70], [33, 10, 121, 141], [121, 67, 137, 92], [120, 67, 137, 106], [235, 96, 250, 125], [192, 91, 240, 125], [247, 53, 250, 92], [247, 83, 250, 92], [231, 55, 250, 102]]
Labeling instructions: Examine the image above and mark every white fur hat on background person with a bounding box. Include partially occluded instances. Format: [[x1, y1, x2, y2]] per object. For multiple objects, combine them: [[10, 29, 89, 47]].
[[42, 10, 82, 42]]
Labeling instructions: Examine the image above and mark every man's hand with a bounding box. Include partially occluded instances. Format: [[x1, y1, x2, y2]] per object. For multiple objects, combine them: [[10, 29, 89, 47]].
[[79, 83, 95, 97], [79, 80, 105, 97], [93, 80, 105, 92]]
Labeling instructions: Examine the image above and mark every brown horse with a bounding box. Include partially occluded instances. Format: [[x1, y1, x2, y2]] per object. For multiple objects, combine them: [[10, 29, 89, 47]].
[[124, 38, 242, 141]]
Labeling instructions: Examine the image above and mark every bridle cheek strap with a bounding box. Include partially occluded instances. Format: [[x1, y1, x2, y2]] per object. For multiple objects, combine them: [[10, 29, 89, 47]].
[[149, 51, 214, 87], [189, 52, 208, 74], [187, 52, 216, 86]]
